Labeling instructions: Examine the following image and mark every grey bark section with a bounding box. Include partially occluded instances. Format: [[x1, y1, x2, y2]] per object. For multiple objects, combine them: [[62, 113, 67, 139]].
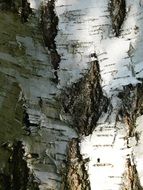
[[0, 1, 78, 189]]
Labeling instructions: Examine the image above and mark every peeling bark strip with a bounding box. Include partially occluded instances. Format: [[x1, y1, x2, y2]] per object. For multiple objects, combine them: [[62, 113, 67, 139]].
[[61, 61, 108, 135], [65, 138, 90, 190], [41, 0, 60, 82], [122, 158, 143, 190], [109, 0, 126, 36]]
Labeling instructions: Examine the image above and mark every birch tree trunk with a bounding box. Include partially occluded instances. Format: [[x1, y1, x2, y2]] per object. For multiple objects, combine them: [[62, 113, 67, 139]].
[[0, 0, 143, 190]]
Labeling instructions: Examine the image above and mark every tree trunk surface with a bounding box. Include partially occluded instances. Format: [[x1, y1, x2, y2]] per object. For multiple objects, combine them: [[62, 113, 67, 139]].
[[0, 0, 143, 190]]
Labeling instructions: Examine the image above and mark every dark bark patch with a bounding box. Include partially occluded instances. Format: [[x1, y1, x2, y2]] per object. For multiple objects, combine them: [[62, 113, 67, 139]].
[[0, 141, 39, 190], [21, 0, 32, 23], [0, 0, 32, 22], [118, 83, 143, 137], [61, 60, 109, 135], [41, 0, 60, 82], [0, 173, 11, 190], [109, 0, 126, 37], [0, 0, 17, 11], [64, 138, 90, 190], [122, 158, 143, 190]]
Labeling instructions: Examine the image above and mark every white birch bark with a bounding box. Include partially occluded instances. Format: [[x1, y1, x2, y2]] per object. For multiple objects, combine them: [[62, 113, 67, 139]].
[[0, 0, 143, 189], [55, 0, 143, 189]]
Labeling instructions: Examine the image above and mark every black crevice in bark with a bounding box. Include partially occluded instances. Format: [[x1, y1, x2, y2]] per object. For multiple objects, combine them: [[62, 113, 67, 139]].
[[109, 0, 126, 37], [0, 141, 39, 190], [41, 0, 60, 83], [63, 138, 90, 190], [135, 83, 143, 115], [61, 59, 109, 136], [22, 110, 38, 136], [9, 141, 31, 190]]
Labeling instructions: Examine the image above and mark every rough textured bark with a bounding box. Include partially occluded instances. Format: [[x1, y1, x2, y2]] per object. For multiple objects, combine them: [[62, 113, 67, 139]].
[[60, 61, 108, 135], [0, 0, 143, 190], [64, 138, 90, 190]]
